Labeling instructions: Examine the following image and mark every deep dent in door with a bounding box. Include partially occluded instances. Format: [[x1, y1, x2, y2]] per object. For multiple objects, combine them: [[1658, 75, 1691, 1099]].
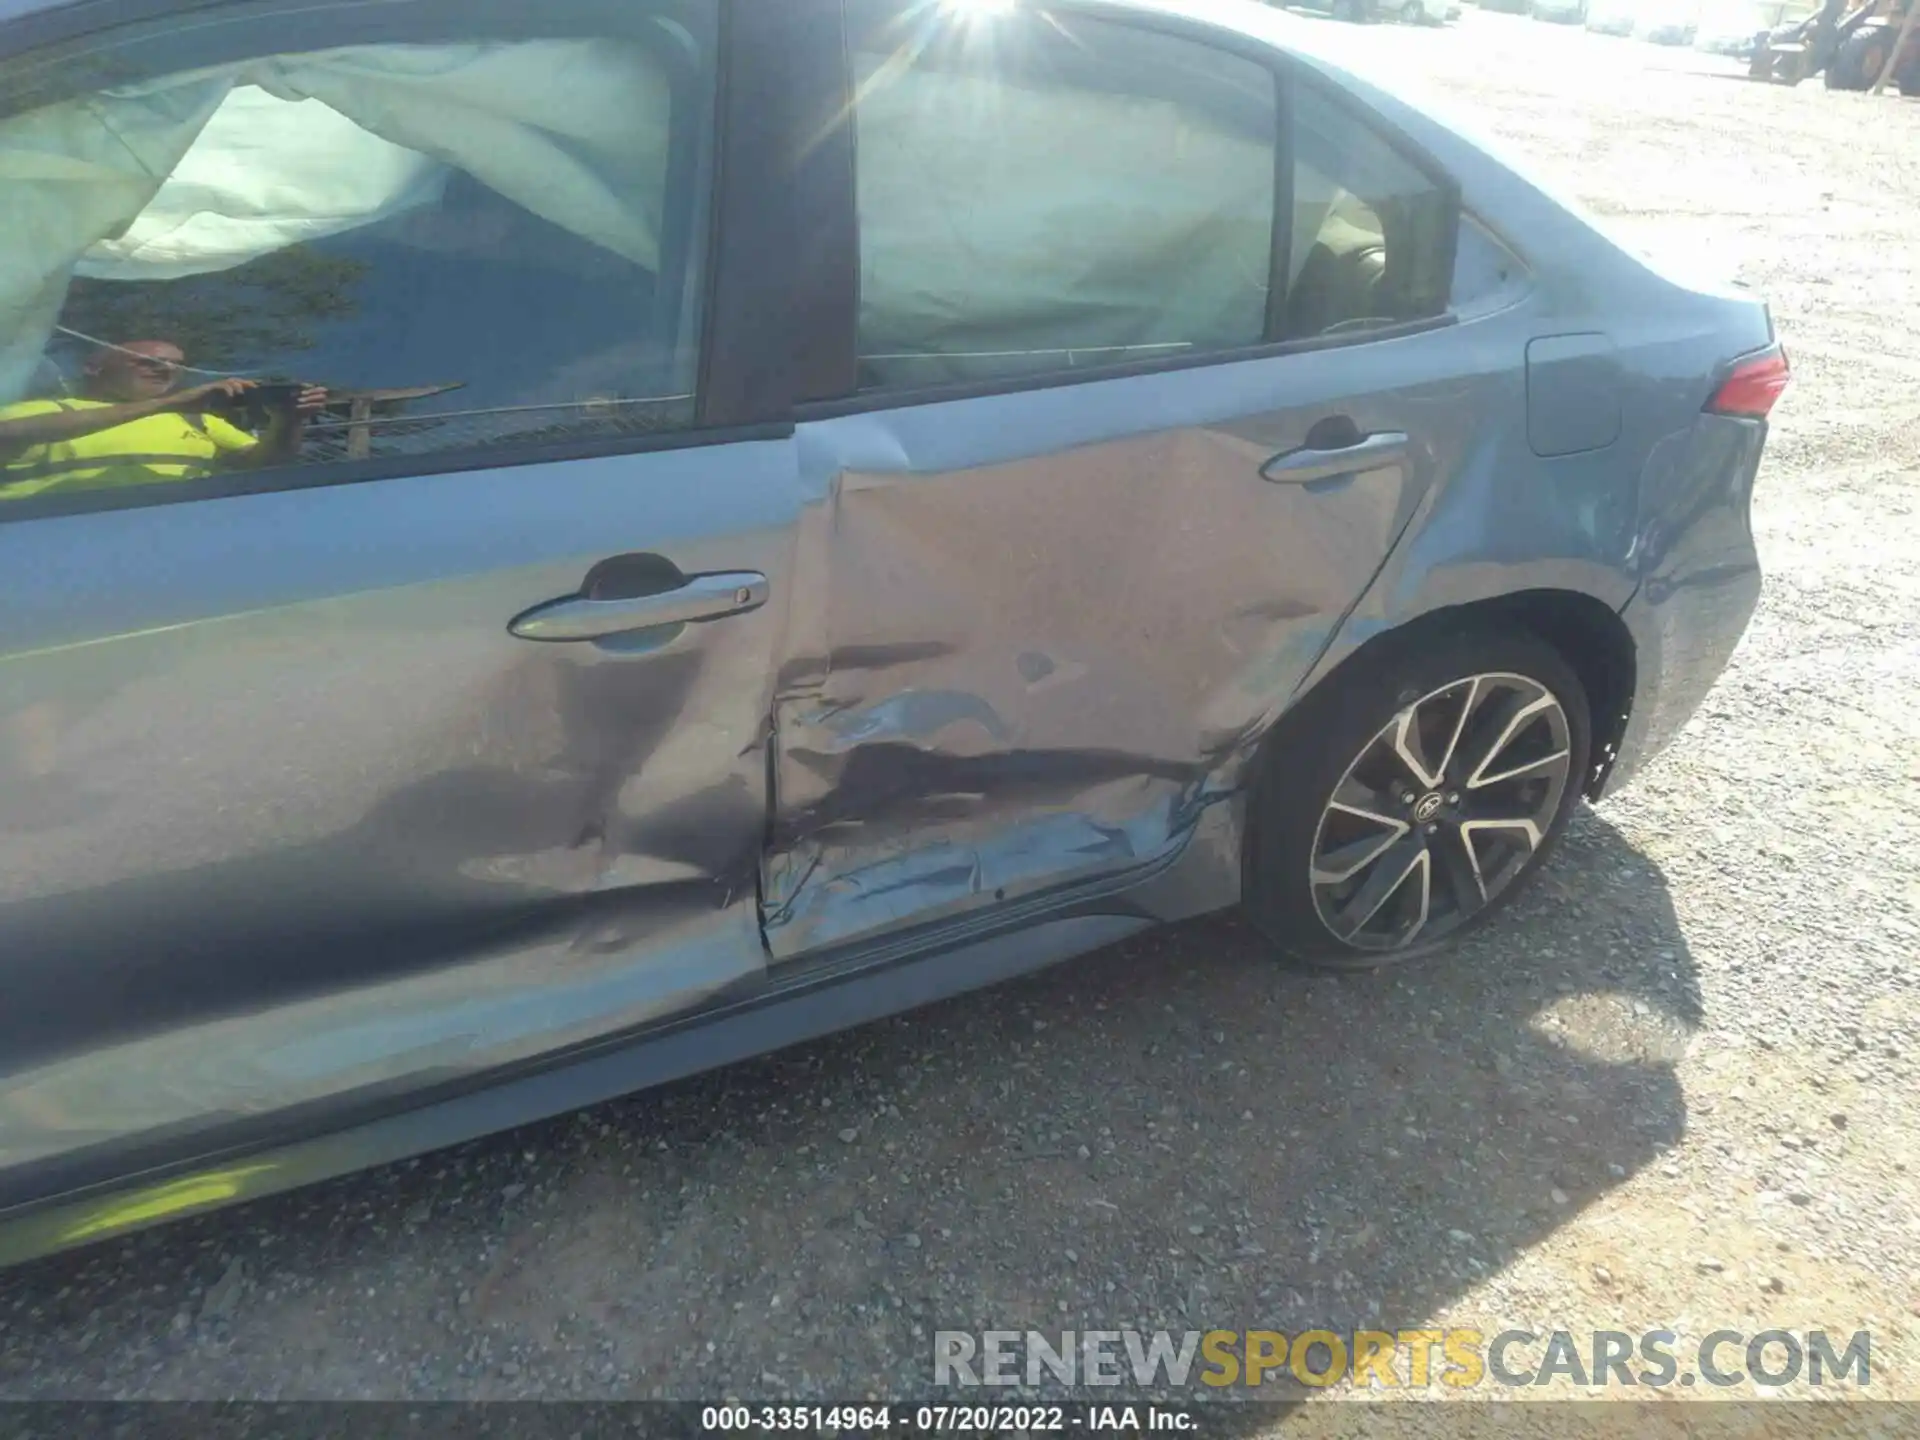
[[762, 408, 1423, 959], [0, 430, 803, 1189], [0, 635, 769, 1182]]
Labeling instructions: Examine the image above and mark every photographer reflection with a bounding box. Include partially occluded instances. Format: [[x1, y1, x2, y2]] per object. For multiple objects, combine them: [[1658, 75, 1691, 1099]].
[[0, 339, 326, 501]]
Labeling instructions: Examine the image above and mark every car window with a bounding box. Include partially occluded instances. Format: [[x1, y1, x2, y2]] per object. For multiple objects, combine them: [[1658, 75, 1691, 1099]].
[[0, 0, 716, 511], [1452, 213, 1530, 315], [849, 5, 1278, 390], [1284, 84, 1455, 341]]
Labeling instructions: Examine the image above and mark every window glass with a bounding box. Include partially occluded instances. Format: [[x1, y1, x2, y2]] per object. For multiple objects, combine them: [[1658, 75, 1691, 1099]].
[[850, 7, 1278, 389], [0, 0, 715, 509], [1284, 86, 1454, 340], [1451, 214, 1528, 314]]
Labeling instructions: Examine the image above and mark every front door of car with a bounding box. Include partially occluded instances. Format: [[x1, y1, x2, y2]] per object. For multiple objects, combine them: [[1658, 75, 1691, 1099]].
[[764, 0, 1484, 959], [0, 0, 801, 1207]]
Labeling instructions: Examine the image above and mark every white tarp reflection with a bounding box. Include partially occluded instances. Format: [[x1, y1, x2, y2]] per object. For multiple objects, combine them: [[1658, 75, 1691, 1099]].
[[851, 46, 1280, 384], [0, 39, 671, 400]]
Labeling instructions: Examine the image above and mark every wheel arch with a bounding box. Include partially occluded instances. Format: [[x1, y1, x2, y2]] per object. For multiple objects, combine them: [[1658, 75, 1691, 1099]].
[[1281, 589, 1636, 801]]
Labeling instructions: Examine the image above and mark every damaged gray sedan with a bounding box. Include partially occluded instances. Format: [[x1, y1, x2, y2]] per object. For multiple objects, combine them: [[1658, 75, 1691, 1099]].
[[0, 0, 1785, 1263]]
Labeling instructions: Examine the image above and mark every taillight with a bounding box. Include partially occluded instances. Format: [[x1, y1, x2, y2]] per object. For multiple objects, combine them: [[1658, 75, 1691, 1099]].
[[1706, 344, 1790, 419]]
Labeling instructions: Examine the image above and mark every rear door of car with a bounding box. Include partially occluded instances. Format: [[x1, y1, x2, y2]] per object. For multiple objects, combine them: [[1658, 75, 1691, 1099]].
[[0, 0, 808, 1209], [762, 0, 1505, 959]]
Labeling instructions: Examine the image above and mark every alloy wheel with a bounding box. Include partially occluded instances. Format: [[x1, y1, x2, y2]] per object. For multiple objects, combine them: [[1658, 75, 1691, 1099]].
[[1308, 671, 1574, 952]]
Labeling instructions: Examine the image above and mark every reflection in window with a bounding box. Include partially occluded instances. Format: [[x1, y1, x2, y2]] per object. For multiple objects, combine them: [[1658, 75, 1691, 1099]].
[[0, 3, 714, 508], [850, 6, 1278, 389], [1285, 88, 1454, 340]]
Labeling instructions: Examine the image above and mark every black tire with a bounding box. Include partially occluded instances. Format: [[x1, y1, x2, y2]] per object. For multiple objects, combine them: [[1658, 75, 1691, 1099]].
[[1857, 38, 1892, 85], [1242, 623, 1592, 971], [1828, 30, 1888, 89]]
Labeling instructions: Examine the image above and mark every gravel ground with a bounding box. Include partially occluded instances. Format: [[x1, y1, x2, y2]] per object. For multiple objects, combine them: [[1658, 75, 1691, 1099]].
[[3, 9, 1918, 1409]]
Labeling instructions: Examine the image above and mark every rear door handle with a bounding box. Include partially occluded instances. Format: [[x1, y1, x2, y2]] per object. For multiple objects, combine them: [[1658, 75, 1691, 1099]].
[[508, 570, 769, 642], [1260, 429, 1411, 485]]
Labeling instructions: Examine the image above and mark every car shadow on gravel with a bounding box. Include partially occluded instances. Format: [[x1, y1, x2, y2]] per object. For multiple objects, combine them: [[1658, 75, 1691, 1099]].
[[0, 805, 1702, 1403]]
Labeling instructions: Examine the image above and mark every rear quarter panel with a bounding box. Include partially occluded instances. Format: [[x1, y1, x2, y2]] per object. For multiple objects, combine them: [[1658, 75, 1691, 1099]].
[[1134, 0, 1776, 781]]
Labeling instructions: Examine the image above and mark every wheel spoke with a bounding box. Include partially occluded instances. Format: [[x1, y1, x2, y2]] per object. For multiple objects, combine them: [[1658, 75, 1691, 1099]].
[[1333, 833, 1427, 937], [1459, 816, 1543, 859], [1432, 824, 1486, 911], [1326, 774, 1403, 829], [1312, 823, 1406, 884], [1456, 817, 1543, 900], [1464, 689, 1558, 790], [1472, 746, 1570, 789], [1431, 675, 1480, 783], [1390, 704, 1444, 789], [1315, 771, 1411, 887], [1396, 849, 1433, 948]]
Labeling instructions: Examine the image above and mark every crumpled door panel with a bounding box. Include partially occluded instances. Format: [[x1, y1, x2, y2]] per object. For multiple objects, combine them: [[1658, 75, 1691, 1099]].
[[765, 403, 1425, 960]]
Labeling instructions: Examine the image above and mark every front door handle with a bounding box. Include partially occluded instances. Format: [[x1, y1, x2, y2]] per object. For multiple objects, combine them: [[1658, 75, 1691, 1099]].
[[1260, 429, 1410, 485], [508, 570, 769, 642]]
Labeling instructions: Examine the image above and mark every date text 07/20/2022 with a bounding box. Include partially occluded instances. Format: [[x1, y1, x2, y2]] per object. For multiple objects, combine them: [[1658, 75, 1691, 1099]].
[[701, 1404, 1196, 1433]]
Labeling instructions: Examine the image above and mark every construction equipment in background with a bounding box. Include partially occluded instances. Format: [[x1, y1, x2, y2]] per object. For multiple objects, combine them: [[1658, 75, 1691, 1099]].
[[1747, 0, 1920, 90], [1869, 0, 1920, 85]]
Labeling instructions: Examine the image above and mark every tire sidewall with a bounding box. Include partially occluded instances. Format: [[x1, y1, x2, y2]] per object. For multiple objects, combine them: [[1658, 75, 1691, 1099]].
[[1243, 624, 1593, 970]]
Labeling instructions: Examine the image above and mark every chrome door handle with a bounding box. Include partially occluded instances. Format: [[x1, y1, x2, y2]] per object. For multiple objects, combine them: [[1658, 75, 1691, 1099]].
[[1260, 430, 1410, 484], [508, 570, 769, 642]]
